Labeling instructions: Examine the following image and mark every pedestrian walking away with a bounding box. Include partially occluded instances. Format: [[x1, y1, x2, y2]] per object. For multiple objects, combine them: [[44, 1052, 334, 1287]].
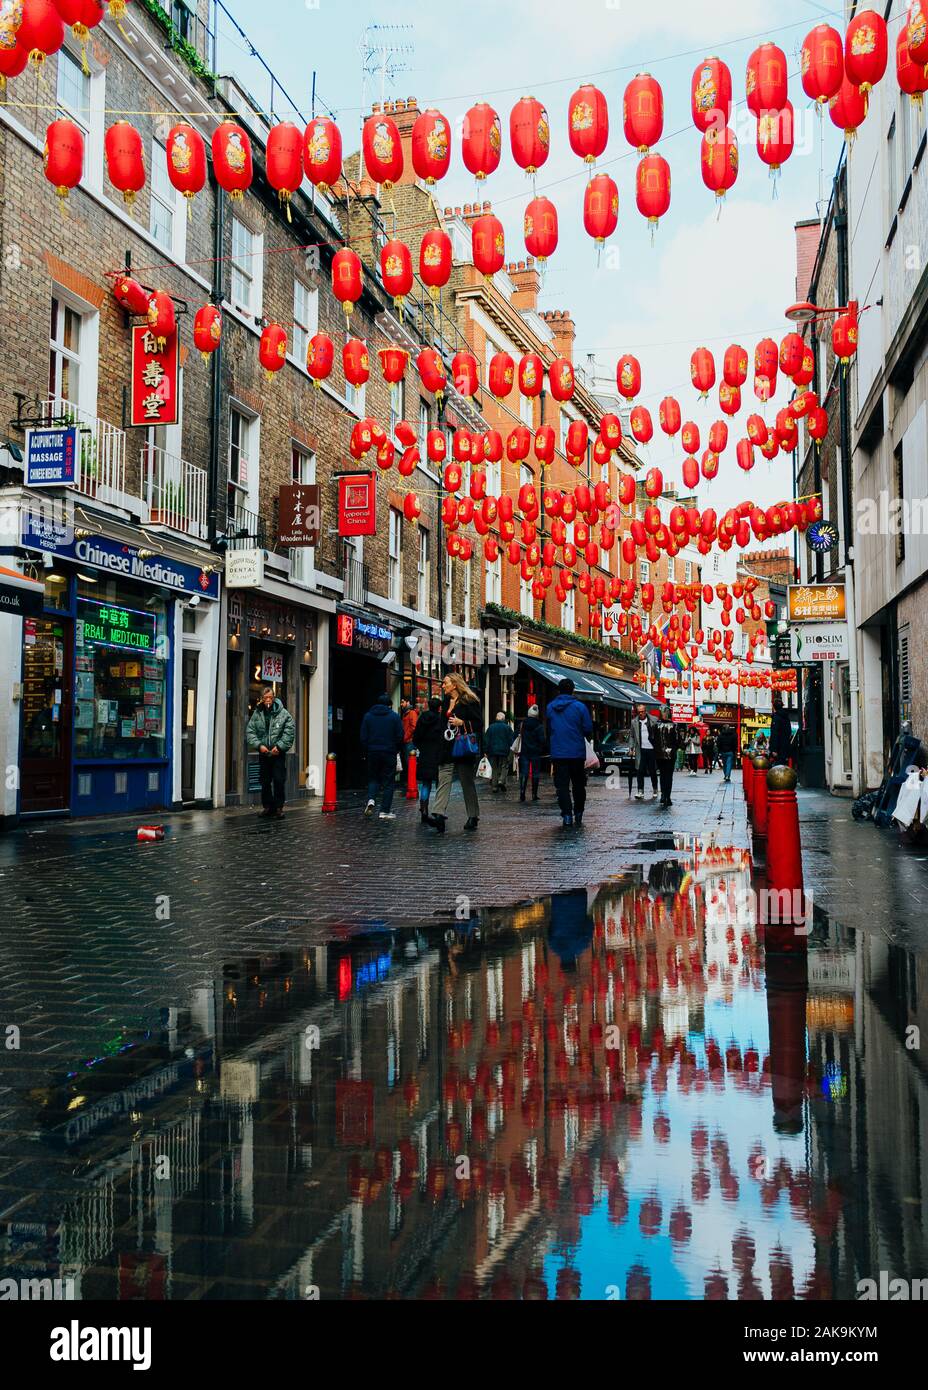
[[413, 696, 444, 822], [360, 693, 405, 821], [685, 725, 702, 774], [702, 730, 716, 774], [717, 723, 737, 782], [517, 704, 548, 801], [428, 673, 484, 834], [484, 711, 516, 793], [547, 678, 594, 827], [246, 686, 296, 819], [769, 695, 793, 766], [630, 703, 659, 799], [654, 704, 682, 807], [399, 698, 419, 782]]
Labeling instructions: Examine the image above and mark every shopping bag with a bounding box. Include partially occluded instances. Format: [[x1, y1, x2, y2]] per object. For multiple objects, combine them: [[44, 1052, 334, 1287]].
[[584, 738, 600, 771], [920, 775, 928, 826], [477, 756, 493, 781], [452, 726, 480, 760], [511, 735, 522, 758], [396, 753, 403, 773], [892, 768, 923, 829]]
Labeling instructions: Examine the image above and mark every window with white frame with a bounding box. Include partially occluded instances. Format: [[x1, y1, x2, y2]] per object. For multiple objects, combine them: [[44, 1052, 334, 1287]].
[[667, 556, 675, 583], [684, 561, 692, 584], [520, 391, 534, 428], [150, 139, 177, 253], [57, 46, 90, 135], [888, 116, 898, 216], [519, 566, 533, 618], [48, 295, 83, 407], [463, 553, 472, 628], [485, 339, 496, 388], [563, 587, 576, 630], [417, 526, 430, 612], [228, 407, 253, 514], [486, 554, 501, 603], [292, 280, 318, 367], [231, 218, 262, 317], [486, 457, 501, 496], [559, 410, 570, 455], [390, 380, 405, 437], [418, 399, 430, 458], [388, 507, 403, 602], [345, 376, 365, 415], [639, 559, 650, 586], [290, 446, 316, 585]]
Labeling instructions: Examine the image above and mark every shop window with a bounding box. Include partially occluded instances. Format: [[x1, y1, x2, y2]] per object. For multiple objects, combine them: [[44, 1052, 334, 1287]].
[[73, 584, 170, 762], [48, 296, 83, 407], [292, 280, 318, 367], [231, 218, 263, 318], [114, 771, 128, 795]]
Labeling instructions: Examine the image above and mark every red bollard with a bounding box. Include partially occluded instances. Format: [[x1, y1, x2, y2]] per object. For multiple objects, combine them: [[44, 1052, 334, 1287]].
[[765, 764, 805, 947], [406, 749, 418, 800], [752, 755, 770, 841], [322, 752, 338, 813], [765, 951, 809, 1135], [742, 753, 754, 808]]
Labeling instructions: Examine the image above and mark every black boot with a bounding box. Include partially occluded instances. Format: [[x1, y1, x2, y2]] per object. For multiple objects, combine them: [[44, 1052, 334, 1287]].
[[427, 814, 446, 834], [464, 817, 479, 831]]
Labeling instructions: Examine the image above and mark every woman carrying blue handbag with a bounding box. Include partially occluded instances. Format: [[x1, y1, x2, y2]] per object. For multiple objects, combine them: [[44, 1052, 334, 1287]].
[[427, 673, 484, 834]]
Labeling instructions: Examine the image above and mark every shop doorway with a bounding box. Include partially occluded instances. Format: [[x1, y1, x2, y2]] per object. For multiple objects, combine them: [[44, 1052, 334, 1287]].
[[329, 647, 392, 788], [226, 651, 244, 796], [181, 650, 199, 802], [20, 618, 72, 814]]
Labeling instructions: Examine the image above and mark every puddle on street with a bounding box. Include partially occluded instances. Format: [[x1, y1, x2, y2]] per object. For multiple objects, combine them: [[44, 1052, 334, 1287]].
[[1, 840, 924, 1301]]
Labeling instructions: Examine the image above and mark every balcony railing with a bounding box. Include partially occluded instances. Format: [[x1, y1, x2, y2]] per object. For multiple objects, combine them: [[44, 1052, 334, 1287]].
[[226, 501, 267, 550], [343, 551, 368, 605], [42, 398, 126, 506], [140, 444, 208, 539]]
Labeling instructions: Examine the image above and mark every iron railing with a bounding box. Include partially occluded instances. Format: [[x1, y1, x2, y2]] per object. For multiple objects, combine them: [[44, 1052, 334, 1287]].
[[42, 397, 126, 506], [140, 444, 208, 538]]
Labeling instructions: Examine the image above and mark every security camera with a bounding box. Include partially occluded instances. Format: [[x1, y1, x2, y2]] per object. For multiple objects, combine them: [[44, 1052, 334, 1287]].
[[381, 651, 396, 665], [404, 635, 420, 651], [187, 594, 201, 608]]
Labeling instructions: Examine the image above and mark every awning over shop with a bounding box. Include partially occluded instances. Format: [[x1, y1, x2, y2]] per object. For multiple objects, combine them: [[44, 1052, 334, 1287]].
[[518, 655, 635, 708], [613, 681, 662, 711]]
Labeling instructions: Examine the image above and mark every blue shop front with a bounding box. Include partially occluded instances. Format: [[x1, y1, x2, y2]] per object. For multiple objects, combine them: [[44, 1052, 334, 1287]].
[[18, 512, 220, 818]]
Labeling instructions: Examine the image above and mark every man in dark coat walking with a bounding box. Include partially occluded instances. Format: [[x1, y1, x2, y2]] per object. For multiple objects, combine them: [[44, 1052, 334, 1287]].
[[769, 696, 793, 765], [360, 694, 405, 821]]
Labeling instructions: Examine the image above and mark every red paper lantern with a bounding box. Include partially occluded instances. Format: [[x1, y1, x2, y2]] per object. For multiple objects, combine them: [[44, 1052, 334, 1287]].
[[471, 211, 505, 279], [105, 121, 145, 206], [419, 227, 452, 300], [659, 396, 681, 436], [549, 357, 574, 402], [343, 338, 370, 388], [165, 123, 206, 206], [193, 305, 222, 361], [832, 304, 859, 364], [723, 343, 748, 388], [794, 346, 815, 387], [43, 118, 83, 203], [829, 74, 868, 142], [682, 422, 700, 455], [0, 41, 29, 89], [411, 107, 451, 183], [534, 425, 556, 464], [489, 350, 515, 399], [691, 347, 716, 397], [708, 420, 728, 453], [801, 24, 844, 105], [791, 389, 818, 418], [508, 427, 532, 462], [601, 413, 622, 449], [845, 9, 888, 97], [760, 433, 779, 460], [305, 332, 334, 386], [897, 25, 928, 106], [363, 111, 403, 188], [757, 102, 794, 172], [111, 274, 149, 316], [484, 429, 504, 463], [691, 56, 732, 132], [452, 350, 479, 396], [568, 83, 608, 163], [18, 0, 62, 65], [746, 413, 768, 446], [510, 95, 550, 173], [775, 408, 798, 449], [749, 41, 788, 112], [908, 0, 928, 65], [682, 457, 699, 491], [212, 121, 252, 200], [736, 439, 754, 472], [303, 116, 342, 192], [332, 247, 363, 321], [266, 121, 303, 216], [377, 346, 407, 385], [808, 406, 829, 443], [403, 494, 421, 522], [518, 353, 544, 397], [623, 72, 663, 153], [417, 347, 447, 398], [583, 173, 618, 244], [380, 239, 413, 308], [566, 420, 589, 461], [779, 331, 805, 378], [701, 125, 738, 200], [259, 323, 287, 378], [462, 102, 502, 179], [754, 338, 778, 397], [636, 154, 671, 229], [524, 196, 558, 262], [702, 450, 720, 480], [617, 354, 641, 400], [631, 405, 653, 444]]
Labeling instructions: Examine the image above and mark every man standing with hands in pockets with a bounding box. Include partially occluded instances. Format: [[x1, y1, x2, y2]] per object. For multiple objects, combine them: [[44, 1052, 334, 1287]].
[[246, 685, 296, 820]]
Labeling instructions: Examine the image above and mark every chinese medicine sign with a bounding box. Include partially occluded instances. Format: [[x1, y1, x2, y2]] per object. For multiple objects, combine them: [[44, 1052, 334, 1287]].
[[338, 472, 376, 537], [130, 326, 179, 427], [787, 583, 846, 623], [24, 426, 77, 487], [278, 484, 321, 547]]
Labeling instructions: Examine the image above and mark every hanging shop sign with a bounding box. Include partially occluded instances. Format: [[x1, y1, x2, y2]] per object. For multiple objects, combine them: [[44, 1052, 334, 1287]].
[[0, 565, 45, 618], [787, 582, 846, 623], [24, 426, 78, 488], [335, 610, 393, 655], [261, 650, 284, 683], [789, 621, 849, 664], [278, 484, 321, 547], [19, 521, 220, 600], [337, 472, 377, 537], [807, 520, 839, 554], [130, 326, 180, 428], [225, 548, 265, 590], [772, 631, 794, 668]]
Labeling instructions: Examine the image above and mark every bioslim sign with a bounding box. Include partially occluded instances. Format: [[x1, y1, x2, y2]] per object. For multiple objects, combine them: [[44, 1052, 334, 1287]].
[[20, 523, 220, 600]]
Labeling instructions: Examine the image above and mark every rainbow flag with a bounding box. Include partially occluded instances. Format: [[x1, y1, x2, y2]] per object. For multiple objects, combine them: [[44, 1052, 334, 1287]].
[[662, 620, 691, 672]]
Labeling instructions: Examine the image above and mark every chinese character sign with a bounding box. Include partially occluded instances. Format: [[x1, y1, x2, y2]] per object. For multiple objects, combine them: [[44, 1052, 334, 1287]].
[[787, 583, 846, 623], [278, 484, 321, 547], [130, 325, 179, 427], [261, 651, 284, 683], [338, 473, 377, 537]]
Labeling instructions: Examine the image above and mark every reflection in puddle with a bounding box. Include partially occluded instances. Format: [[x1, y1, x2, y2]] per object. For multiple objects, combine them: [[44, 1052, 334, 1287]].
[[0, 842, 923, 1300]]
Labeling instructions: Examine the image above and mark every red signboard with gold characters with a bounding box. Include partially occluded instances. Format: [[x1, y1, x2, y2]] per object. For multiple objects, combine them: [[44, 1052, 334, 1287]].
[[130, 325, 179, 428]]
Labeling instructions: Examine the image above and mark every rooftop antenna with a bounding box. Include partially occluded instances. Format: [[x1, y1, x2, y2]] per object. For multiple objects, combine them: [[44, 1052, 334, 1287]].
[[360, 23, 414, 117]]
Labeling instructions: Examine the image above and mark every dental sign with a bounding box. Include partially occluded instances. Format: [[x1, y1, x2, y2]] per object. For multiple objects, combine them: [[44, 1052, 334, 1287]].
[[20, 521, 220, 600]]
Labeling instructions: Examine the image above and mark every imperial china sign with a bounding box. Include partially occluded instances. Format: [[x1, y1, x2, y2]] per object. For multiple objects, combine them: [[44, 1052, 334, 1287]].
[[130, 326, 179, 427], [337, 472, 376, 537]]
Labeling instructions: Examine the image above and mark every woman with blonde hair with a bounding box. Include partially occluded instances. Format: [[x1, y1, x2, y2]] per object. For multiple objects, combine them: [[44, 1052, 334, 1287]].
[[427, 672, 484, 834]]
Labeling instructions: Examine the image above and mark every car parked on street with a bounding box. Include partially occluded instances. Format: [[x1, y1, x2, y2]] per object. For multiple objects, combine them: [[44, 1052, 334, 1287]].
[[597, 727, 635, 778]]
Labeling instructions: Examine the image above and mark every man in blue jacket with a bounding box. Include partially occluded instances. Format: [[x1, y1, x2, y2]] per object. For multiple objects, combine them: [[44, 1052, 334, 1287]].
[[360, 693, 405, 821], [546, 678, 594, 828]]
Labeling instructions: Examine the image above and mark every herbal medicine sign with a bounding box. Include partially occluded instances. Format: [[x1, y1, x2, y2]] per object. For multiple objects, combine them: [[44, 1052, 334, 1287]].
[[130, 326, 179, 428]]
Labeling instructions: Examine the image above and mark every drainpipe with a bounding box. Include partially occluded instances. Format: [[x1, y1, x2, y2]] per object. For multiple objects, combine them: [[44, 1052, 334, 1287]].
[[835, 174, 862, 797], [207, 181, 225, 546]]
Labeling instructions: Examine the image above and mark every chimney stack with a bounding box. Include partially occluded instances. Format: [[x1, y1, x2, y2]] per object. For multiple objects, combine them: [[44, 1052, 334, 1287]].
[[507, 258, 541, 312], [540, 309, 576, 362]]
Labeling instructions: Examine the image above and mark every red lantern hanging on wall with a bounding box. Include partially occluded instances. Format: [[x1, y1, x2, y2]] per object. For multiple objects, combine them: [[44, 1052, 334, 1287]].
[[165, 123, 206, 206], [832, 302, 859, 365], [623, 72, 663, 153], [829, 74, 868, 142], [419, 227, 452, 301], [691, 56, 732, 131], [549, 357, 574, 402], [510, 95, 550, 174], [377, 345, 407, 386], [568, 84, 608, 163], [193, 304, 222, 362], [380, 238, 413, 309], [212, 121, 252, 200], [659, 395, 681, 436], [363, 111, 403, 188], [332, 247, 362, 321], [146, 290, 176, 346], [701, 125, 738, 200], [43, 117, 83, 204], [636, 154, 671, 232], [691, 347, 716, 398], [303, 116, 342, 193], [266, 121, 303, 218], [617, 353, 641, 400], [801, 24, 844, 106], [583, 173, 618, 244], [524, 196, 558, 263], [452, 350, 479, 396], [897, 25, 928, 107], [462, 102, 502, 180], [343, 338, 370, 388], [105, 121, 144, 206], [111, 273, 149, 316], [845, 9, 888, 100], [757, 102, 794, 174], [411, 107, 451, 183], [749, 42, 788, 111], [259, 323, 286, 379], [472, 210, 505, 279], [19, 0, 62, 65]]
